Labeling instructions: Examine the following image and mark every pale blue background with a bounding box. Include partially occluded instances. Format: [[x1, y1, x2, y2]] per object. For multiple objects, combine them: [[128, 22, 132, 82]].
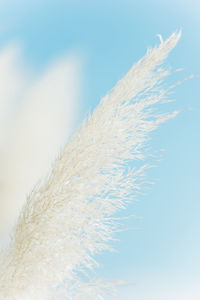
[[0, 0, 199, 298]]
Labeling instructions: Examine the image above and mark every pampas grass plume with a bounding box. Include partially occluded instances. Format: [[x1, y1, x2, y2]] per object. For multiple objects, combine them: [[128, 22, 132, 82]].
[[0, 32, 181, 300]]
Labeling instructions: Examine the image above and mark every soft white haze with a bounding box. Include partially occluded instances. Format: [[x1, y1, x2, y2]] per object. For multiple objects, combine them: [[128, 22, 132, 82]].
[[106, 274, 200, 300], [0, 44, 81, 239]]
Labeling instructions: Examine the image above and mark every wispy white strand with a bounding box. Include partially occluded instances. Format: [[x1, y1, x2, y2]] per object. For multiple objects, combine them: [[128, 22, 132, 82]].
[[0, 32, 181, 300]]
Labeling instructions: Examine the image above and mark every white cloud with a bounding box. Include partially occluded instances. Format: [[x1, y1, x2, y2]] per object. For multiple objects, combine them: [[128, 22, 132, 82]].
[[0, 44, 29, 144], [0, 44, 81, 240]]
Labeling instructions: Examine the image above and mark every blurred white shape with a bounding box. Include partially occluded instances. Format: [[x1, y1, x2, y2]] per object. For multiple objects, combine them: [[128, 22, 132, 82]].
[[0, 44, 28, 145], [0, 45, 81, 239]]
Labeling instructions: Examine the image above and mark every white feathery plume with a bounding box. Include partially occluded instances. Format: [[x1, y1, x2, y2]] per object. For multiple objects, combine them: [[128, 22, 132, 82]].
[[0, 32, 181, 300]]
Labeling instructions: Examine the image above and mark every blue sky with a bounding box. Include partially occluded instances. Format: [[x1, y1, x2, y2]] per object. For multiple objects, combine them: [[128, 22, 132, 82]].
[[0, 0, 199, 299]]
